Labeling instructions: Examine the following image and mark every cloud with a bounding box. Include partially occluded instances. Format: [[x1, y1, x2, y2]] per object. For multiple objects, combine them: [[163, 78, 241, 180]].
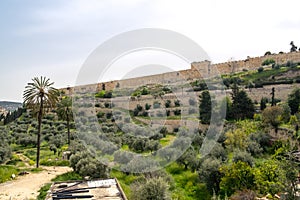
[[18, 0, 152, 35], [3, 0, 300, 101]]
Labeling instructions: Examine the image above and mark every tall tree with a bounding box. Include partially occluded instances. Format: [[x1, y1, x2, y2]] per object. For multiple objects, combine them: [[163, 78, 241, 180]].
[[199, 90, 212, 124], [288, 88, 300, 115], [260, 97, 267, 111], [57, 96, 73, 144], [290, 41, 298, 52], [231, 87, 255, 120], [23, 76, 59, 168], [262, 106, 283, 133], [270, 87, 276, 106]]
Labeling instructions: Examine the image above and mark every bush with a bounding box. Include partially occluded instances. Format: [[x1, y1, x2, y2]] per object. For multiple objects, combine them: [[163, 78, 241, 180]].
[[274, 64, 281, 69], [0, 143, 12, 164], [173, 109, 181, 116], [174, 100, 181, 107], [51, 171, 83, 182], [70, 151, 109, 178], [153, 101, 161, 109], [232, 150, 254, 166], [0, 165, 19, 183], [131, 177, 170, 200], [165, 100, 171, 108], [257, 67, 264, 73], [37, 183, 52, 200], [198, 158, 222, 194], [262, 59, 275, 66], [97, 112, 105, 119], [114, 150, 134, 164], [145, 103, 151, 110]]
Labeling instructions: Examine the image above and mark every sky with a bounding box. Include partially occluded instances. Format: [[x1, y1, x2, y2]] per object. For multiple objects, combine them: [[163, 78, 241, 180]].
[[1, 0, 300, 102]]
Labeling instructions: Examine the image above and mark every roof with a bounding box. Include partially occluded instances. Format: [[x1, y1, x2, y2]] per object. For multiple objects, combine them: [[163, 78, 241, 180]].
[[46, 178, 127, 200]]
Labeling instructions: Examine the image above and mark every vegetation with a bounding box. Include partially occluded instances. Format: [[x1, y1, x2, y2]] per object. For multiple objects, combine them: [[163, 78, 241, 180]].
[[23, 76, 59, 168], [288, 88, 300, 115], [2, 64, 300, 200], [230, 84, 255, 120], [199, 90, 211, 124], [56, 96, 73, 144], [37, 183, 52, 200]]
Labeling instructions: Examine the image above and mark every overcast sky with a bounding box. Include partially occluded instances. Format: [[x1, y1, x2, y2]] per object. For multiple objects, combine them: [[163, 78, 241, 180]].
[[1, 0, 300, 102]]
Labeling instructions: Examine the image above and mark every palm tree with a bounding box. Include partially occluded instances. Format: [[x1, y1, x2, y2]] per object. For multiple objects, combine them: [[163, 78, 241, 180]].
[[56, 96, 73, 144], [23, 76, 59, 168]]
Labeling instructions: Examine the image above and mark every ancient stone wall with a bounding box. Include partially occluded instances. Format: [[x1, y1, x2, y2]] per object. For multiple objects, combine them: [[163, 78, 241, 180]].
[[61, 51, 300, 93]]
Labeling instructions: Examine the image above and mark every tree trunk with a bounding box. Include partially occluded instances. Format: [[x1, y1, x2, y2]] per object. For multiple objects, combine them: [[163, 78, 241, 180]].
[[66, 107, 70, 144], [184, 163, 188, 170], [36, 97, 43, 168]]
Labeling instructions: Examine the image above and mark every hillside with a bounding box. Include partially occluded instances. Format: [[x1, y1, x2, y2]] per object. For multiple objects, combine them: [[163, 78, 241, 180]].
[[0, 101, 22, 112], [1, 53, 300, 200]]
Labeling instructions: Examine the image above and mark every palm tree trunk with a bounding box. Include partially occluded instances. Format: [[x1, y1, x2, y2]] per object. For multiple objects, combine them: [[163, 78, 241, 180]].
[[66, 107, 70, 144], [36, 97, 43, 168]]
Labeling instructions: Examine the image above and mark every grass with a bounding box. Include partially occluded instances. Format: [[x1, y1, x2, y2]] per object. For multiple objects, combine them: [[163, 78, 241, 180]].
[[0, 165, 19, 183], [5, 153, 25, 167], [160, 134, 176, 147], [241, 67, 288, 82], [27, 167, 43, 173], [166, 163, 211, 200], [51, 171, 83, 182], [10, 143, 28, 152], [110, 169, 140, 198], [37, 183, 51, 200], [24, 147, 69, 166], [121, 144, 129, 151], [222, 66, 300, 87]]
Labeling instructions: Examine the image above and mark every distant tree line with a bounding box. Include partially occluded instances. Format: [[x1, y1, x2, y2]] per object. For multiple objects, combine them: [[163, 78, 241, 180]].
[[3, 107, 24, 125]]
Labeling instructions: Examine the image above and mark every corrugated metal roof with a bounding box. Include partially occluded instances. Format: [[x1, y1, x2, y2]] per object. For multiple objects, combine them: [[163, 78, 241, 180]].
[[46, 178, 127, 200]]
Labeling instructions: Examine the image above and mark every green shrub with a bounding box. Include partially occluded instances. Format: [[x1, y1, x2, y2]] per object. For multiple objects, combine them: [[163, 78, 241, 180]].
[[70, 151, 109, 178], [174, 109, 181, 116], [24, 149, 36, 161], [174, 100, 181, 107], [40, 159, 70, 166], [0, 143, 11, 164], [131, 177, 170, 200], [286, 60, 297, 68], [145, 103, 151, 110], [262, 59, 275, 66], [6, 154, 22, 166], [0, 165, 19, 183], [37, 183, 51, 200], [51, 171, 82, 182], [165, 100, 171, 108], [257, 67, 264, 73]]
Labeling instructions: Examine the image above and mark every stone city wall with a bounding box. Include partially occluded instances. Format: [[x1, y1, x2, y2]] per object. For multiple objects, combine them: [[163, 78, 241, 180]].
[[61, 51, 300, 94]]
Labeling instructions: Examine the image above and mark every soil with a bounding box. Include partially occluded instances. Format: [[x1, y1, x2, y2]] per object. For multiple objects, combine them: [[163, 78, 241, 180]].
[[0, 166, 72, 200]]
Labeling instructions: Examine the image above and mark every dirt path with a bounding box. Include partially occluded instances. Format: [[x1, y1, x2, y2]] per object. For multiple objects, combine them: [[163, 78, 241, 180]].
[[0, 166, 72, 200]]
